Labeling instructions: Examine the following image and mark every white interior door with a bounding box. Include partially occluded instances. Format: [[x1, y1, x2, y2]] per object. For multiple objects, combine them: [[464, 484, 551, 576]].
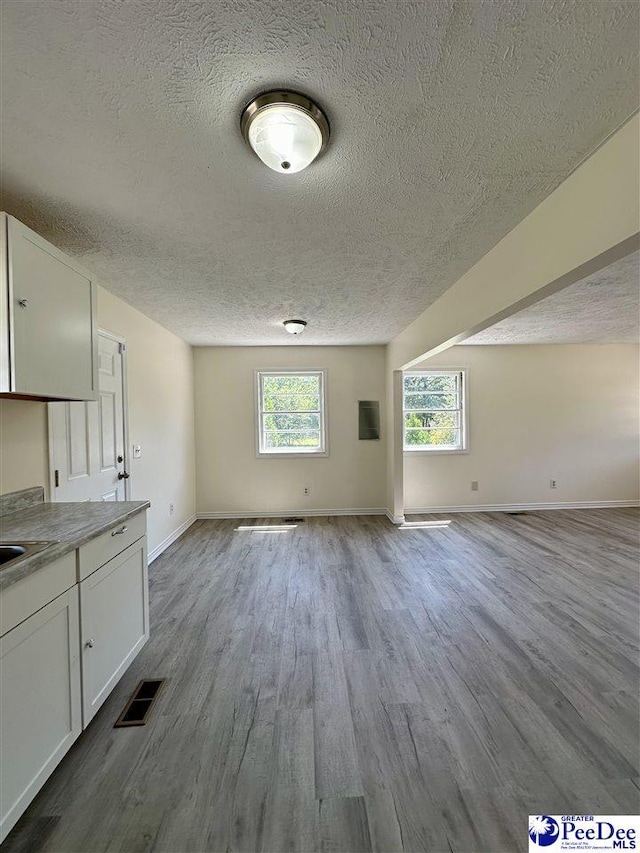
[[49, 332, 129, 502]]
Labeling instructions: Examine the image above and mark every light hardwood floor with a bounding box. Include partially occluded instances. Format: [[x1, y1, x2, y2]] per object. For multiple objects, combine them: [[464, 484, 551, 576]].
[[4, 509, 639, 853]]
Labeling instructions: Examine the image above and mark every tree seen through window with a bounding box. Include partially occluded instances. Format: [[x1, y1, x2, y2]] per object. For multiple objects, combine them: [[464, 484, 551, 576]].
[[403, 371, 465, 450], [258, 371, 326, 453]]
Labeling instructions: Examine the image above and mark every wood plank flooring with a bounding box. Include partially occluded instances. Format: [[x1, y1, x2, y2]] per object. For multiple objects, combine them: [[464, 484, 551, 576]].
[[4, 508, 639, 853]]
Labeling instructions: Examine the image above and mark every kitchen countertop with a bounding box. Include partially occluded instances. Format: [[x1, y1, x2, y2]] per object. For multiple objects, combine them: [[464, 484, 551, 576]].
[[0, 500, 150, 591]]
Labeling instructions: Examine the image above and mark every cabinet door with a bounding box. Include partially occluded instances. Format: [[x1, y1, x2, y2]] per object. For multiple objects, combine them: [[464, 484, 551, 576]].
[[0, 586, 81, 844], [80, 537, 149, 726], [6, 215, 97, 400]]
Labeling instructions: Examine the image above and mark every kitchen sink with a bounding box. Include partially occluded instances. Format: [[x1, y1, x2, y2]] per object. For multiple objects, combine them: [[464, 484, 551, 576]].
[[0, 545, 27, 564], [0, 542, 56, 570]]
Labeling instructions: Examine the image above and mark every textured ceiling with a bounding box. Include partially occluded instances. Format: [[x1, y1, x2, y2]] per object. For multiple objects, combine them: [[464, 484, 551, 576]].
[[1, 0, 639, 346], [462, 251, 640, 345]]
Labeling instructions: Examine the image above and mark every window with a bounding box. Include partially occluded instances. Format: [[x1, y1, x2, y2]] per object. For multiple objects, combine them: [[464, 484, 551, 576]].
[[256, 370, 327, 456], [403, 369, 467, 452]]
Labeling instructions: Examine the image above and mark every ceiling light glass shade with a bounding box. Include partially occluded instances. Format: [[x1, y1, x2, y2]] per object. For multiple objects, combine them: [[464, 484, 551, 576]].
[[283, 319, 307, 335], [249, 106, 322, 173], [241, 91, 329, 174]]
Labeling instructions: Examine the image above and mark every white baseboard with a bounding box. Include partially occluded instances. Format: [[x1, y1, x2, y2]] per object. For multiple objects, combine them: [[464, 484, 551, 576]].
[[148, 514, 197, 563], [147, 503, 637, 550], [386, 510, 406, 524], [405, 500, 640, 515], [197, 508, 387, 520]]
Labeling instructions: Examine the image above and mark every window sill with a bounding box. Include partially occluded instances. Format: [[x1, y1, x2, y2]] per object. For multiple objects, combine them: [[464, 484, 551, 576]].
[[257, 451, 329, 459], [403, 448, 469, 456]]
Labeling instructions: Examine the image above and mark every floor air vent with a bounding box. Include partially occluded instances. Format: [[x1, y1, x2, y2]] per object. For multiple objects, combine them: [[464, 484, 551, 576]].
[[283, 517, 305, 523], [114, 679, 165, 728]]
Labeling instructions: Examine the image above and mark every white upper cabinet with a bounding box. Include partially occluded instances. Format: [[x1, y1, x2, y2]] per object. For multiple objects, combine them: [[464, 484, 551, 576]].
[[0, 213, 98, 400]]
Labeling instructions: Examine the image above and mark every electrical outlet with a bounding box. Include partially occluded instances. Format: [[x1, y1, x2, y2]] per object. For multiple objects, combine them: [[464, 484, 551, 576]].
[[169, 502, 175, 515], [471, 480, 479, 491], [550, 479, 558, 489], [303, 485, 311, 496]]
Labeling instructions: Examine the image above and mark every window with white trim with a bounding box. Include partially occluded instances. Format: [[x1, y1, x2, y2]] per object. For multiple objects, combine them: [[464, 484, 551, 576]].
[[403, 370, 467, 452], [256, 370, 327, 455]]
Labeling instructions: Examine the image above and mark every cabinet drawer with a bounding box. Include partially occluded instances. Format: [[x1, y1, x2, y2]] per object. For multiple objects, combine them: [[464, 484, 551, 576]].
[[77, 512, 146, 581], [0, 552, 76, 637]]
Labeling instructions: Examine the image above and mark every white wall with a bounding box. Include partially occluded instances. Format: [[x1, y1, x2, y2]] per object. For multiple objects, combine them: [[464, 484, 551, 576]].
[[0, 287, 197, 559], [194, 346, 386, 515], [0, 399, 49, 496], [385, 117, 640, 516], [404, 344, 640, 511], [98, 289, 196, 556], [4, 323, 637, 532]]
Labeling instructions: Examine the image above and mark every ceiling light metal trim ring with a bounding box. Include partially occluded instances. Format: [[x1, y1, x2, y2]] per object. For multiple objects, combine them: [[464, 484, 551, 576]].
[[240, 90, 330, 158]]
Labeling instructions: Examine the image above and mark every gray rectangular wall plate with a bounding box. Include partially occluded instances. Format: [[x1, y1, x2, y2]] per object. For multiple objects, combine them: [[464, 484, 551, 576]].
[[358, 400, 380, 440]]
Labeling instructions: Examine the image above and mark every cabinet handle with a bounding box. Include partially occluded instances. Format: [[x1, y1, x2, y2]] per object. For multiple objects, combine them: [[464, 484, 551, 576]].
[[85, 638, 95, 649], [112, 525, 128, 536], [18, 298, 28, 308]]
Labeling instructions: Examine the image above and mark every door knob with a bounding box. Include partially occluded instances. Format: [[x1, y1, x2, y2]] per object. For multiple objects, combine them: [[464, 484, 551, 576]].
[[118, 471, 130, 480]]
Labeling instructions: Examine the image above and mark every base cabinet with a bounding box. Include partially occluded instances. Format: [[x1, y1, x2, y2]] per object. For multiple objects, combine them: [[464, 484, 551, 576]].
[[0, 510, 148, 843], [80, 536, 149, 726], [0, 587, 81, 843]]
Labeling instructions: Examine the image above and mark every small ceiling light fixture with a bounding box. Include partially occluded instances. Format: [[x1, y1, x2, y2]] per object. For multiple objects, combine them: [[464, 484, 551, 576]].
[[283, 319, 307, 335], [241, 91, 329, 174]]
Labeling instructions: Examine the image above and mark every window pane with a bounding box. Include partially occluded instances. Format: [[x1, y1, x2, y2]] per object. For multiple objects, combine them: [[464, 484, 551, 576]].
[[404, 428, 460, 448], [403, 371, 465, 451], [258, 371, 325, 454], [263, 413, 320, 431], [262, 375, 320, 396], [404, 411, 459, 430], [263, 430, 321, 450], [404, 392, 458, 410], [263, 393, 320, 412], [404, 374, 457, 394]]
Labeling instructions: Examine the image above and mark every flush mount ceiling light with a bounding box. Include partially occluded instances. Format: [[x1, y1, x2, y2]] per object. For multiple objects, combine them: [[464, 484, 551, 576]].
[[241, 91, 329, 174], [283, 319, 307, 335]]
